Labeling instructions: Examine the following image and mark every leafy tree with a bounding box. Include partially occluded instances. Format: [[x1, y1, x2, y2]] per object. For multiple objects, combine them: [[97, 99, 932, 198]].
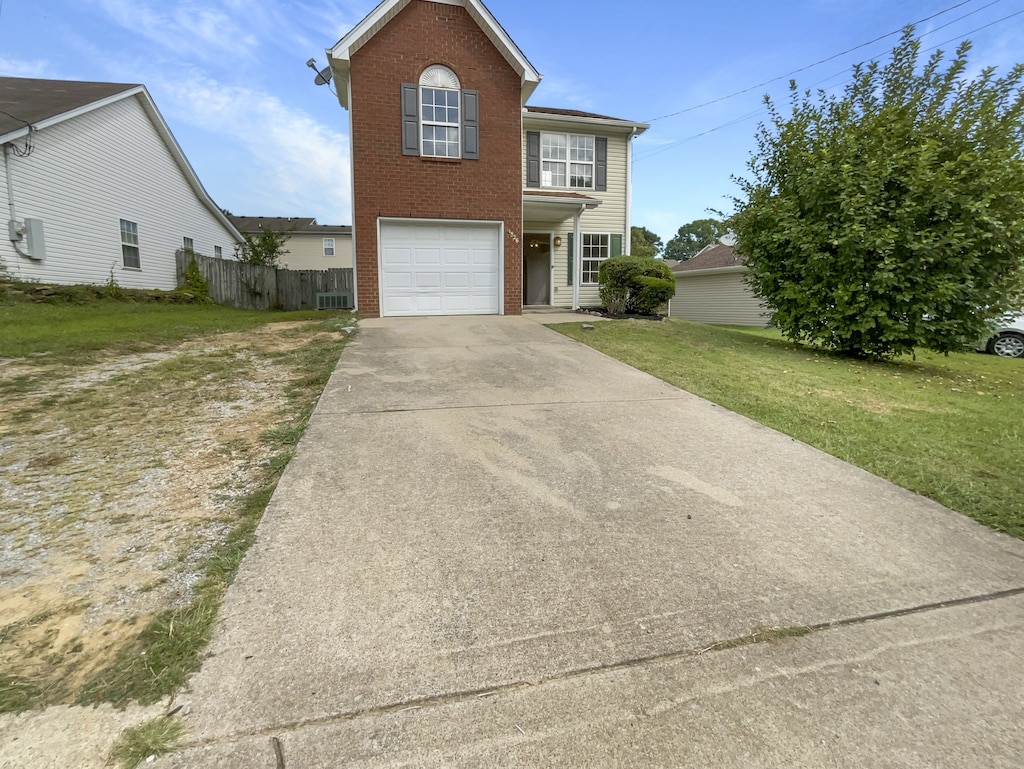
[[234, 229, 291, 268], [663, 218, 727, 261], [730, 29, 1024, 359], [630, 226, 663, 258]]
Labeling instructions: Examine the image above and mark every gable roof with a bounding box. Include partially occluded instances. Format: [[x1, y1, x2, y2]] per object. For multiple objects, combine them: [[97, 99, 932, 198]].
[[673, 243, 745, 273], [327, 0, 541, 109], [0, 77, 240, 241], [0, 77, 140, 139], [229, 216, 352, 236]]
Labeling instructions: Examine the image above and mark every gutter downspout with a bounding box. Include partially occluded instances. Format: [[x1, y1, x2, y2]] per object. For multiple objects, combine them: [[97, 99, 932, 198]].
[[346, 75, 359, 313], [572, 203, 585, 310], [625, 127, 638, 255]]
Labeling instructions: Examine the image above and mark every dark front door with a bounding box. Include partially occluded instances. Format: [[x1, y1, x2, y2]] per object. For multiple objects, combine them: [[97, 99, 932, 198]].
[[523, 234, 551, 305]]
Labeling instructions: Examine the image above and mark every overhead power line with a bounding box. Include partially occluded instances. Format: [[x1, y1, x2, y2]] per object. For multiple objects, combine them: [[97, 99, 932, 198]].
[[644, 0, 993, 124], [634, 4, 1024, 163]]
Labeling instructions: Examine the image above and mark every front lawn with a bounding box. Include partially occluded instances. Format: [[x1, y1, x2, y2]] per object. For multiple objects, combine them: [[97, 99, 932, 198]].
[[553, 319, 1023, 540]]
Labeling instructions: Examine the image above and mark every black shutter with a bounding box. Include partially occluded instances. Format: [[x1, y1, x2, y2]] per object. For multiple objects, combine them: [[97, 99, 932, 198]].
[[526, 131, 541, 188], [567, 232, 574, 286], [595, 137, 608, 191], [401, 83, 419, 156], [461, 89, 479, 160]]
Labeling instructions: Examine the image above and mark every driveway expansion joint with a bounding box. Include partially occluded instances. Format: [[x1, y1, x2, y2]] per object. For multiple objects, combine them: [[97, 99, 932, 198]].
[[174, 586, 1024, 753], [333, 396, 694, 416]]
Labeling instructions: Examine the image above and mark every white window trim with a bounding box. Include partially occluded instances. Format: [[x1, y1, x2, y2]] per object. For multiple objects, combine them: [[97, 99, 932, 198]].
[[323, 237, 336, 256], [581, 232, 610, 285], [120, 219, 140, 269], [419, 65, 461, 158], [183, 236, 194, 251], [541, 131, 595, 191], [214, 245, 222, 258]]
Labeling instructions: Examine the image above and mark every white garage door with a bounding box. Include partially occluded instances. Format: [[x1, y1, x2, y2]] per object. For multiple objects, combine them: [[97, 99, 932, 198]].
[[379, 221, 501, 317]]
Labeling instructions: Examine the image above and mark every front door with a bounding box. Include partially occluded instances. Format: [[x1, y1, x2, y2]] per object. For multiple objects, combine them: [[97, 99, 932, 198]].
[[523, 234, 551, 306]]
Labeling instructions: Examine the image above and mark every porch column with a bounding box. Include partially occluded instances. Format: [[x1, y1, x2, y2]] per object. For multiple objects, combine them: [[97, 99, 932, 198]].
[[572, 204, 585, 310]]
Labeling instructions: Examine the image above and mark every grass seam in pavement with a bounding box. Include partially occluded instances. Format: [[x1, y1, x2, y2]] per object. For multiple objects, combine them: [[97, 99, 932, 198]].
[[170, 586, 1024, 751]]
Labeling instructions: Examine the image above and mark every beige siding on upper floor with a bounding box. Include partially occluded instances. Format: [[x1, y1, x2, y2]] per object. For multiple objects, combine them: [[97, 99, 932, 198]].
[[522, 117, 631, 308], [280, 233, 354, 270], [0, 95, 236, 290], [670, 269, 771, 326]]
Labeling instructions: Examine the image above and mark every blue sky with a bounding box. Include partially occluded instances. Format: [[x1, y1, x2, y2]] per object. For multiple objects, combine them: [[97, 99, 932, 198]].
[[1, 0, 1021, 245]]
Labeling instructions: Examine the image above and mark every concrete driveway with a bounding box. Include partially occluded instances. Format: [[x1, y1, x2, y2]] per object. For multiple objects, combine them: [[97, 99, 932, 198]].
[[162, 315, 1024, 767]]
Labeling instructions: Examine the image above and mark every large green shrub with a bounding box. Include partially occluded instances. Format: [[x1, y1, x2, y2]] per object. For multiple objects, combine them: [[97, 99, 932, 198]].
[[598, 255, 675, 315], [730, 29, 1024, 359]]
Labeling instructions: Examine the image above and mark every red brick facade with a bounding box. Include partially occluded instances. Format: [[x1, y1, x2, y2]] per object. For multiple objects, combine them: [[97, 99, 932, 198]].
[[349, 0, 524, 317]]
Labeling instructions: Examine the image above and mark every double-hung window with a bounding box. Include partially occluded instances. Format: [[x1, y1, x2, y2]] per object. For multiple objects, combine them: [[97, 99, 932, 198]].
[[323, 237, 335, 256], [541, 134, 594, 189], [533, 132, 601, 190], [581, 233, 610, 285], [402, 66, 479, 160], [120, 219, 140, 268], [421, 87, 460, 158]]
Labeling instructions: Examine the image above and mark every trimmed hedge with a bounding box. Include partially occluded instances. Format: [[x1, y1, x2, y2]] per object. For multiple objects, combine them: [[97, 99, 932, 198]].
[[598, 256, 675, 315]]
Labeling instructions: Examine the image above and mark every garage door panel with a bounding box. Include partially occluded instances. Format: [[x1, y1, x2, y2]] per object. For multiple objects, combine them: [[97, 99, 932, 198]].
[[380, 221, 501, 317]]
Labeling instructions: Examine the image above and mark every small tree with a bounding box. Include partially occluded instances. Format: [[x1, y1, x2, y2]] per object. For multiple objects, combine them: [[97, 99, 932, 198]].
[[599, 255, 675, 315], [731, 28, 1024, 358], [630, 226, 663, 258], [234, 229, 290, 268], [664, 218, 727, 261]]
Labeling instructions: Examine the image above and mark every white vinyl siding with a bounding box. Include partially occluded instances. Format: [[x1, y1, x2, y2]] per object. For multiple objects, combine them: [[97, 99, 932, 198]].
[[670, 270, 771, 326], [0, 95, 237, 289]]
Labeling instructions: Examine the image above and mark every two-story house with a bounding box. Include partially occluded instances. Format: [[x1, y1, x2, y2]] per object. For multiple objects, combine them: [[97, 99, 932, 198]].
[[326, 0, 647, 317]]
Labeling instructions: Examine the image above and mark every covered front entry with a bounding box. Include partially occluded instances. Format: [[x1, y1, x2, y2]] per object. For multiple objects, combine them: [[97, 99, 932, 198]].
[[378, 220, 502, 317], [523, 233, 551, 305]]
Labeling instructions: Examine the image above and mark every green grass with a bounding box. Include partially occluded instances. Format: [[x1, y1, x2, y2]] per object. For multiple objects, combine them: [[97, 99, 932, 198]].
[[553, 319, 1024, 540], [0, 301, 337, 360], [110, 717, 184, 768]]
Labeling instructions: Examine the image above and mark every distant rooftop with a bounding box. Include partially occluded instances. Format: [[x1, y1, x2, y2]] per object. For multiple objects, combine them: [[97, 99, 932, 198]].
[[228, 216, 351, 235], [673, 243, 745, 272], [524, 105, 635, 122]]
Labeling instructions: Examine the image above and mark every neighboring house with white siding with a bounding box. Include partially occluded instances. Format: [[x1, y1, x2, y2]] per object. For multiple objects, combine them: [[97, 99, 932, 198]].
[[228, 216, 353, 271], [0, 77, 239, 290], [669, 243, 771, 327], [325, 0, 647, 317]]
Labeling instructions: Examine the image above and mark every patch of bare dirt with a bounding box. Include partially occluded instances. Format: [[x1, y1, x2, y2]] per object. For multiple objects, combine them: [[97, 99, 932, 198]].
[[0, 318, 350, 766]]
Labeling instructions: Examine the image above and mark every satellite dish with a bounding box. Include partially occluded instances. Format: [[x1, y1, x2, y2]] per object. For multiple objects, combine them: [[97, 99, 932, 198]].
[[306, 57, 333, 87]]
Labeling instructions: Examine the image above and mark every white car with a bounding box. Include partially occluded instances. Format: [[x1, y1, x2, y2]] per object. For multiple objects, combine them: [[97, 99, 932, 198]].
[[982, 312, 1024, 358]]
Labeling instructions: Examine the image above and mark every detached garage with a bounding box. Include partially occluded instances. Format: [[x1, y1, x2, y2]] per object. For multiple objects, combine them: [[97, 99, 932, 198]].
[[378, 220, 503, 317], [669, 243, 770, 327]]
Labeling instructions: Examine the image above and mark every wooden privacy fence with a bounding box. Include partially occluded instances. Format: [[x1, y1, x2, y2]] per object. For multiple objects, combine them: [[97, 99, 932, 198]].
[[176, 251, 354, 311]]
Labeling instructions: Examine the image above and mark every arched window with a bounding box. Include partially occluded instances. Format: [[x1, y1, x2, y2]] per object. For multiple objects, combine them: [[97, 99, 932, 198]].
[[419, 65, 461, 158], [401, 67, 478, 160]]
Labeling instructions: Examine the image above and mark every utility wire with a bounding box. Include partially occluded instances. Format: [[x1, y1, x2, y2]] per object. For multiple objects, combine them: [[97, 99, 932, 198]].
[[644, 0, 993, 123], [634, 6, 1024, 163]]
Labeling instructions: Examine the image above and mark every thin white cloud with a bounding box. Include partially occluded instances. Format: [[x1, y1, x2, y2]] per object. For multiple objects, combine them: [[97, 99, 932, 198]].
[[0, 57, 53, 78], [158, 75, 351, 223], [91, 0, 259, 60]]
